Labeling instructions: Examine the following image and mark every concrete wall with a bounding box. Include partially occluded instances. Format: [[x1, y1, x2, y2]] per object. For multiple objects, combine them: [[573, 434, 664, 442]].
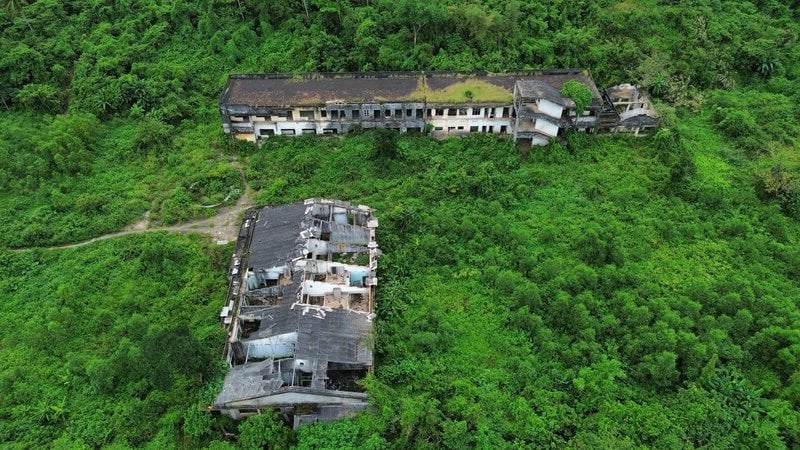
[[240, 102, 513, 139], [537, 99, 563, 118], [534, 118, 559, 137]]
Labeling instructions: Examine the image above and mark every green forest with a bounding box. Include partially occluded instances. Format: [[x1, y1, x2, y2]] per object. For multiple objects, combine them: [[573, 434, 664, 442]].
[[2, 0, 800, 448]]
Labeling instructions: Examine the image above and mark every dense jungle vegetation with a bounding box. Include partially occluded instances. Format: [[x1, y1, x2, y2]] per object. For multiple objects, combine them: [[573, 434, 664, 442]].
[[1, 0, 800, 447]]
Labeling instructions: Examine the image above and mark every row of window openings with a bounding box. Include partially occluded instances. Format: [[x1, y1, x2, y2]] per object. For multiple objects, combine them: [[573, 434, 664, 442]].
[[260, 127, 426, 136], [324, 107, 509, 120], [260, 129, 337, 136], [232, 107, 511, 123], [433, 125, 507, 133]]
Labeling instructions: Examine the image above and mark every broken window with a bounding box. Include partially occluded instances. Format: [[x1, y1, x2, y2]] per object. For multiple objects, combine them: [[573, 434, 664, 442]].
[[458, 108, 467, 116], [407, 127, 422, 133], [457, 126, 464, 130], [502, 107, 510, 118], [435, 108, 444, 116], [448, 126, 455, 131], [320, 110, 327, 118], [469, 126, 478, 132], [447, 109, 456, 116], [281, 129, 295, 135], [373, 110, 381, 119], [302, 129, 316, 134], [416, 109, 424, 118], [500, 125, 507, 133], [347, 210, 360, 225], [435, 126, 443, 131], [394, 109, 402, 118], [322, 128, 337, 134], [299, 110, 314, 120], [384, 109, 391, 118], [312, 204, 330, 219], [298, 372, 313, 387], [352, 110, 360, 119], [259, 129, 275, 136], [230, 115, 249, 122], [331, 110, 339, 119], [406, 108, 413, 117]]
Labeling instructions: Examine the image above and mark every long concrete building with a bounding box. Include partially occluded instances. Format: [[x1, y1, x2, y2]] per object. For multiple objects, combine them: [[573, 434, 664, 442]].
[[219, 70, 659, 146]]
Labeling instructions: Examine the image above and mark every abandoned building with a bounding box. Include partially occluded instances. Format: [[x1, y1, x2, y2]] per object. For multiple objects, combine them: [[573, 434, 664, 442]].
[[213, 199, 379, 427], [218, 70, 660, 146], [605, 83, 661, 134]]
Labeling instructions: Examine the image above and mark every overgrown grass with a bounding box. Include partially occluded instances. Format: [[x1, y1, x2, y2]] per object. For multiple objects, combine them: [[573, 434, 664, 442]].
[[2, 116, 800, 446], [0, 115, 242, 248], [0, 233, 230, 448], [234, 127, 800, 447]]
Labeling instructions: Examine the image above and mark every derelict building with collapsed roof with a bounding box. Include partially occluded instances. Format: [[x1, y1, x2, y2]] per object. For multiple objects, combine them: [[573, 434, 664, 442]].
[[212, 199, 379, 427]]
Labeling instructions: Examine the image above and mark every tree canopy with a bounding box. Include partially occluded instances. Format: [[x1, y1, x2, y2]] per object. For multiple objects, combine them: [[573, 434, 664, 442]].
[[1, 0, 799, 447]]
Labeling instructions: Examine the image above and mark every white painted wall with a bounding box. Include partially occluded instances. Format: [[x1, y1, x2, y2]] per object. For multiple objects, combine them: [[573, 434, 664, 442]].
[[428, 118, 511, 132], [253, 124, 275, 137], [537, 99, 563, 118], [258, 121, 324, 135], [534, 118, 559, 136], [251, 114, 512, 138]]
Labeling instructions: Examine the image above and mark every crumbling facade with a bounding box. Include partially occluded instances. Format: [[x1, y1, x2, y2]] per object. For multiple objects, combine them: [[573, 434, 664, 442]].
[[213, 199, 379, 427], [604, 83, 661, 136], [218, 70, 659, 146]]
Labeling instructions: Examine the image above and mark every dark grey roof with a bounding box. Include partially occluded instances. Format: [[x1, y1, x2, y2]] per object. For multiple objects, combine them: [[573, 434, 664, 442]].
[[244, 300, 372, 365], [619, 113, 661, 127], [516, 80, 567, 104], [247, 203, 307, 270], [215, 359, 281, 405], [220, 70, 601, 107], [294, 308, 372, 364], [216, 199, 376, 415]]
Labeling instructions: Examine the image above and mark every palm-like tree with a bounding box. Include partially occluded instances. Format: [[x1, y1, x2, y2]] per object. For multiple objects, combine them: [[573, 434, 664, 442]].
[[2, 0, 29, 16]]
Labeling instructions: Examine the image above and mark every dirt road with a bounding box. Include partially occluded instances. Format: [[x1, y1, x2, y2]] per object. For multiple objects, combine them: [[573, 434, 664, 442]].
[[15, 167, 255, 251]]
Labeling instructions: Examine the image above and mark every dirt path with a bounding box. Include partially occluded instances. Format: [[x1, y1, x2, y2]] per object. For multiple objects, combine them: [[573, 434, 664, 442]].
[[15, 166, 255, 252]]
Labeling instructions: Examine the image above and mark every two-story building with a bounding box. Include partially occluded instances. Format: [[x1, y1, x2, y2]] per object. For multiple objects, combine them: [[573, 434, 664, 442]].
[[219, 70, 658, 146]]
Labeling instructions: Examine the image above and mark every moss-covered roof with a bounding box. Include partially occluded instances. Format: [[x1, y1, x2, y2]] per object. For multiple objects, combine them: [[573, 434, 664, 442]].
[[220, 70, 599, 107]]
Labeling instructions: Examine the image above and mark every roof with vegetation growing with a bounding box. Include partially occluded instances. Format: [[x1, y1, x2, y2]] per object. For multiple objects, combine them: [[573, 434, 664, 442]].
[[220, 70, 600, 107]]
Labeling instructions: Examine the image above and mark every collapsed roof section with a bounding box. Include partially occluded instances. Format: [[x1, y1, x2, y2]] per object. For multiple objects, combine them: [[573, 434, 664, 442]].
[[213, 199, 379, 427]]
